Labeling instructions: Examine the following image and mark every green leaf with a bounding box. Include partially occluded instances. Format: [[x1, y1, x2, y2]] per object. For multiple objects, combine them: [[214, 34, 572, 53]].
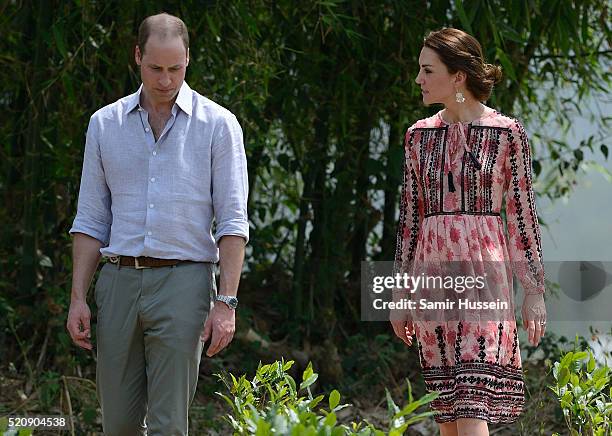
[[285, 374, 297, 398], [302, 362, 314, 382], [558, 367, 570, 387], [594, 377, 609, 391], [573, 149, 584, 163], [385, 388, 400, 418], [299, 373, 318, 390], [405, 378, 413, 403], [496, 48, 517, 81], [454, 0, 473, 34], [560, 352, 574, 369], [52, 24, 68, 59], [389, 425, 407, 436], [324, 412, 337, 427], [309, 394, 325, 408], [569, 374, 579, 387], [256, 419, 271, 435], [331, 427, 345, 436], [532, 159, 541, 177], [561, 391, 573, 408], [587, 352, 596, 373], [329, 389, 340, 410]]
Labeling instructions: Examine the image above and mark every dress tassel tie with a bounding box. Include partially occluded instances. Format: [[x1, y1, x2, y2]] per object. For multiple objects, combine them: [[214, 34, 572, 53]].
[[447, 171, 456, 192], [446, 123, 482, 193]]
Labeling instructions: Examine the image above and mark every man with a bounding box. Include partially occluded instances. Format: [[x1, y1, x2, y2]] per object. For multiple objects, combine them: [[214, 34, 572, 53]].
[[66, 13, 248, 435]]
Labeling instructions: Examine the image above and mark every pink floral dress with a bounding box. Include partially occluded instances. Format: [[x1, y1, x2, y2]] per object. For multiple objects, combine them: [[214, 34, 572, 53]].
[[394, 109, 545, 424]]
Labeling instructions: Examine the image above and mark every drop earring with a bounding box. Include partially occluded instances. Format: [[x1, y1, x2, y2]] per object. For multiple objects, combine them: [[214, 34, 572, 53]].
[[455, 90, 465, 103]]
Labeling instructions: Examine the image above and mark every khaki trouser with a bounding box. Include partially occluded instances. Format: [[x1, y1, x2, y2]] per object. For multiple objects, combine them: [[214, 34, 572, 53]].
[[94, 261, 215, 435]]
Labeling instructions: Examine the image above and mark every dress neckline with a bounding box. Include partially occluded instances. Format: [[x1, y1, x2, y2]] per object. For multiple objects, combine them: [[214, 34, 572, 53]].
[[437, 106, 497, 126]]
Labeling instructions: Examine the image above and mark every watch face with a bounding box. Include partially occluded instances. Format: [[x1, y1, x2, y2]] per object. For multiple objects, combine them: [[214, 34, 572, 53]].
[[228, 297, 238, 309], [217, 295, 238, 309]]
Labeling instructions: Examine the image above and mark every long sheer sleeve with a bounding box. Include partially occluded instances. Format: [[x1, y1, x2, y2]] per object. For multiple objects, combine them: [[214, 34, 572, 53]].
[[504, 120, 546, 295], [394, 127, 424, 282]]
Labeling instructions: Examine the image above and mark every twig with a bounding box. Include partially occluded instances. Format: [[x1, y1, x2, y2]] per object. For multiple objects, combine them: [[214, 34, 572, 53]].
[[7, 317, 34, 391], [35, 322, 52, 376], [2, 390, 37, 417], [62, 375, 97, 391], [62, 376, 76, 436]]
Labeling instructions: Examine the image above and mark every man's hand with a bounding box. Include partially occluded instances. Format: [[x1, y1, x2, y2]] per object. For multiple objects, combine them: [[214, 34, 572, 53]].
[[67, 299, 93, 350], [200, 303, 235, 357], [522, 293, 546, 347], [391, 319, 415, 346]]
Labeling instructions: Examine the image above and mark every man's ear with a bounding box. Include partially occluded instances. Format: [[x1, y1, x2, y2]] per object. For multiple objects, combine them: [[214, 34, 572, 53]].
[[186, 47, 190, 67], [135, 45, 142, 66]]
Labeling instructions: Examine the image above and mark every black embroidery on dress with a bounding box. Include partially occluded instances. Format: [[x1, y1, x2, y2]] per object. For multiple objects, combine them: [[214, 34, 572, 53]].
[[412, 125, 515, 217], [435, 325, 448, 367], [477, 335, 486, 362], [508, 129, 529, 256], [512, 121, 544, 282], [394, 129, 419, 275], [460, 151, 466, 211], [496, 322, 503, 364], [438, 129, 447, 212], [510, 327, 519, 367], [455, 321, 463, 364], [424, 211, 500, 218], [423, 360, 525, 424], [420, 129, 443, 216]]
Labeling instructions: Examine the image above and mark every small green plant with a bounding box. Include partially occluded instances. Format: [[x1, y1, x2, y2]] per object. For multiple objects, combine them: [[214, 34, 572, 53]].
[[549, 340, 612, 436], [216, 359, 438, 435]]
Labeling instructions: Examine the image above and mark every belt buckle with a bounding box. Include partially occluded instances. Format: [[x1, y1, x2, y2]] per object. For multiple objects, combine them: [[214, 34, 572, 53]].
[[134, 257, 150, 269]]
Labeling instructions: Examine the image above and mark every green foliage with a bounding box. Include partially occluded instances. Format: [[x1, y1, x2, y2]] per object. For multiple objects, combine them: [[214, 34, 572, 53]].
[[215, 360, 438, 435], [549, 338, 612, 436]]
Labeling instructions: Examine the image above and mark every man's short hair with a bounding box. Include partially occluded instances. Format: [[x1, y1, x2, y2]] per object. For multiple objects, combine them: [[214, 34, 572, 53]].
[[138, 13, 189, 54]]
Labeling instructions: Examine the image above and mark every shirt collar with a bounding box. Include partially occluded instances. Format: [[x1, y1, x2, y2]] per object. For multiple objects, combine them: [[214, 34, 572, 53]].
[[174, 81, 193, 116], [126, 81, 193, 116]]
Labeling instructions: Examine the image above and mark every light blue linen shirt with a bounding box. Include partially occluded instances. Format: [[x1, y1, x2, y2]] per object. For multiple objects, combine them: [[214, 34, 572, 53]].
[[69, 81, 249, 262]]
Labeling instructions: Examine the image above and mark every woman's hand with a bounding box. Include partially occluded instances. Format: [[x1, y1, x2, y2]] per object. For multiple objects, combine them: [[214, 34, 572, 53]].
[[391, 319, 415, 346], [521, 293, 546, 347]]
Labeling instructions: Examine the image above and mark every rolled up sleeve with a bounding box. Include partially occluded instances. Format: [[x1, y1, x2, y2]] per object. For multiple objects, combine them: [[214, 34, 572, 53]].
[[69, 116, 112, 245], [211, 114, 249, 244]]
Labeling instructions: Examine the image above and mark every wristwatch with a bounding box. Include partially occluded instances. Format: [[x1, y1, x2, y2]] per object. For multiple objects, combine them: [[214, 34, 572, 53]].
[[215, 294, 238, 310]]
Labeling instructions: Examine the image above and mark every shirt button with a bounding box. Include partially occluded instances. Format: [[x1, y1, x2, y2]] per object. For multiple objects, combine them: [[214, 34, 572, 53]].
[[152, 151, 157, 156], [149, 203, 154, 208], [147, 231, 152, 236], [150, 177, 156, 182], [145, 127, 150, 132]]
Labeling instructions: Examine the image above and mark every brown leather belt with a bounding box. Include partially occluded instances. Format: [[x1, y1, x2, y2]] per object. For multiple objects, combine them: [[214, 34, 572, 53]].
[[108, 256, 195, 269]]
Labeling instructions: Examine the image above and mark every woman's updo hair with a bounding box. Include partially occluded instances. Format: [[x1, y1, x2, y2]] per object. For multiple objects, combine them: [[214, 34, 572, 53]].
[[423, 28, 503, 102]]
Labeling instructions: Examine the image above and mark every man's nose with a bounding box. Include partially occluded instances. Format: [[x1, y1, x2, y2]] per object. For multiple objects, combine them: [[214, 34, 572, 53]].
[[159, 74, 171, 87]]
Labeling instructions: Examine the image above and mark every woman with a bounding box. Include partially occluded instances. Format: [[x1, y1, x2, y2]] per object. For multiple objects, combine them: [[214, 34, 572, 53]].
[[391, 28, 547, 436]]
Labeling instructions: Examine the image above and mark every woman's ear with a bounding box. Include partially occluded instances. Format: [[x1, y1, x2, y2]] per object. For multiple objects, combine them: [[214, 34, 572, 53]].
[[453, 70, 467, 87]]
